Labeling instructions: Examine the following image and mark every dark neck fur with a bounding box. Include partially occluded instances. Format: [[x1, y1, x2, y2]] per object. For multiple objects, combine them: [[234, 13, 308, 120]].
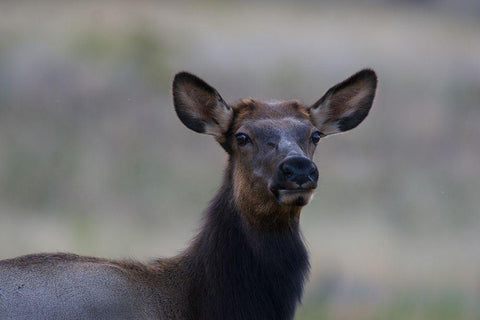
[[185, 166, 310, 320]]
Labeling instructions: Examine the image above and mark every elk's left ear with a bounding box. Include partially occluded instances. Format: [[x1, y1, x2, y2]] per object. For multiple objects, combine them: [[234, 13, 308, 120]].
[[173, 72, 233, 137], [309, 69, 377, 135]]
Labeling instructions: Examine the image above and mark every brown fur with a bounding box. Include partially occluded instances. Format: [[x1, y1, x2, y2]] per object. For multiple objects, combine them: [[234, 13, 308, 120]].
[[229, 99, 311, 229], [232, 99, 309, 126]]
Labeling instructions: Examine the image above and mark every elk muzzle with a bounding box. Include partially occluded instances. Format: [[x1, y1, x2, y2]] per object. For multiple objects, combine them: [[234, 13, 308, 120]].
[[270, 156, 318, 206]]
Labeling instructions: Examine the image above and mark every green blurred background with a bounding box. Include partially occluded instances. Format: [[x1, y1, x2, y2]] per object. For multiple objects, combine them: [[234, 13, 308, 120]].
[[0, 1, 479, 319]]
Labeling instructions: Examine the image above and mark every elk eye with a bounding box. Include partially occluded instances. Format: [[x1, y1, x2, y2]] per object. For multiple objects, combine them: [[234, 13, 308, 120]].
[[235, 133, 252, 146], [310, 131, 324, 144]]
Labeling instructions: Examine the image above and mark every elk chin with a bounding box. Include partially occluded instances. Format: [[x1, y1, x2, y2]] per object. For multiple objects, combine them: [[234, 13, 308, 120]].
[[271, 188, 315, 207]]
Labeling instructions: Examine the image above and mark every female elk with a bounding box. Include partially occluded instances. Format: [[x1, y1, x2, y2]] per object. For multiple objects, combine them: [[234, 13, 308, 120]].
[[0, 69, 377, 319]]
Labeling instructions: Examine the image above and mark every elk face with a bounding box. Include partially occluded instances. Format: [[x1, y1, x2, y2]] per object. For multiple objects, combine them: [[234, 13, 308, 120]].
[[173, 70, 377, 226], [228, 99, 320, 209]]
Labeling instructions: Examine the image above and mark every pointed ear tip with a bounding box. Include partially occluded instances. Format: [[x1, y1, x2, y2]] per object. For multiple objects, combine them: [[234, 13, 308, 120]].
[[173, 71, 218, 96], [173, 71, 195, 84], [357, 68, 378, 85]]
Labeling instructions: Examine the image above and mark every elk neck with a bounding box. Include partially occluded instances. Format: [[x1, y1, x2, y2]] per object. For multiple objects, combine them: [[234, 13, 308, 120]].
[[182, 159, 310, 320]]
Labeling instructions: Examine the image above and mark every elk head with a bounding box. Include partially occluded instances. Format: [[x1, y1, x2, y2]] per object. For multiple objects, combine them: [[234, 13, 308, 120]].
[[173, 70, 377, 229]]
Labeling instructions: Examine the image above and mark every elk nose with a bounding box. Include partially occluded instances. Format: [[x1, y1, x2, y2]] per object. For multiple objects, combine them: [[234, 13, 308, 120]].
[[279, 157, 318, 189]]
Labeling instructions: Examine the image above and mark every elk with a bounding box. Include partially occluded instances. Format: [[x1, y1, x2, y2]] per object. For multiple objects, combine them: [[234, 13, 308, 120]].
[[0, 69, 377, 319]]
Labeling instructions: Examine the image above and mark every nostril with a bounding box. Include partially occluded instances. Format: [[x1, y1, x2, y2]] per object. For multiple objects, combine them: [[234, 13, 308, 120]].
[[281, 163, 294, 178]]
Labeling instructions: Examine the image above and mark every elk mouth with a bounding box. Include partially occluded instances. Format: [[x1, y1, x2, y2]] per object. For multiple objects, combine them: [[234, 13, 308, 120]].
[[269, 186, 316, 207]]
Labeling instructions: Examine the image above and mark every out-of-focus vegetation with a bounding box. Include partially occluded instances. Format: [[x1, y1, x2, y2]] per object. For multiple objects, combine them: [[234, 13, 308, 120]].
[[0, 1, 479, 319]]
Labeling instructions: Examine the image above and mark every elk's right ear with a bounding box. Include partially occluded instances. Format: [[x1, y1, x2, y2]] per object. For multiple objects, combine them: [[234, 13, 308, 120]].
[[173, 72, 233, 137]]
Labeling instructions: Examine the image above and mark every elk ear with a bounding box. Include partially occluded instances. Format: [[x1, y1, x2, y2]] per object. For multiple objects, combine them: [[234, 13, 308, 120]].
[[173, 72, 233, 137], [309, 69, 377, 135]]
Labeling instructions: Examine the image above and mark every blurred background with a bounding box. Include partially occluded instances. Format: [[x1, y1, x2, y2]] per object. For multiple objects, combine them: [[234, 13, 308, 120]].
[[0, 1, 479, 319]]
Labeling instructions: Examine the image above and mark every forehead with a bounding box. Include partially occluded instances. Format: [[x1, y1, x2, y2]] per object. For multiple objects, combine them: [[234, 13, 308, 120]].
[[232, 99, 312, 133]]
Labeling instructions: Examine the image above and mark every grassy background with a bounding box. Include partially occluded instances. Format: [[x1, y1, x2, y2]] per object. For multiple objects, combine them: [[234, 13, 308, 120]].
[[0, 1, 479, 319]]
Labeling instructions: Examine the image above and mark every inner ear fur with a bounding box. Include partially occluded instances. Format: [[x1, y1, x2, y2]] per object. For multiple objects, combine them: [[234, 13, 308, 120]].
[[173, 72, 233, 137], [309, 69, 377, 135]]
